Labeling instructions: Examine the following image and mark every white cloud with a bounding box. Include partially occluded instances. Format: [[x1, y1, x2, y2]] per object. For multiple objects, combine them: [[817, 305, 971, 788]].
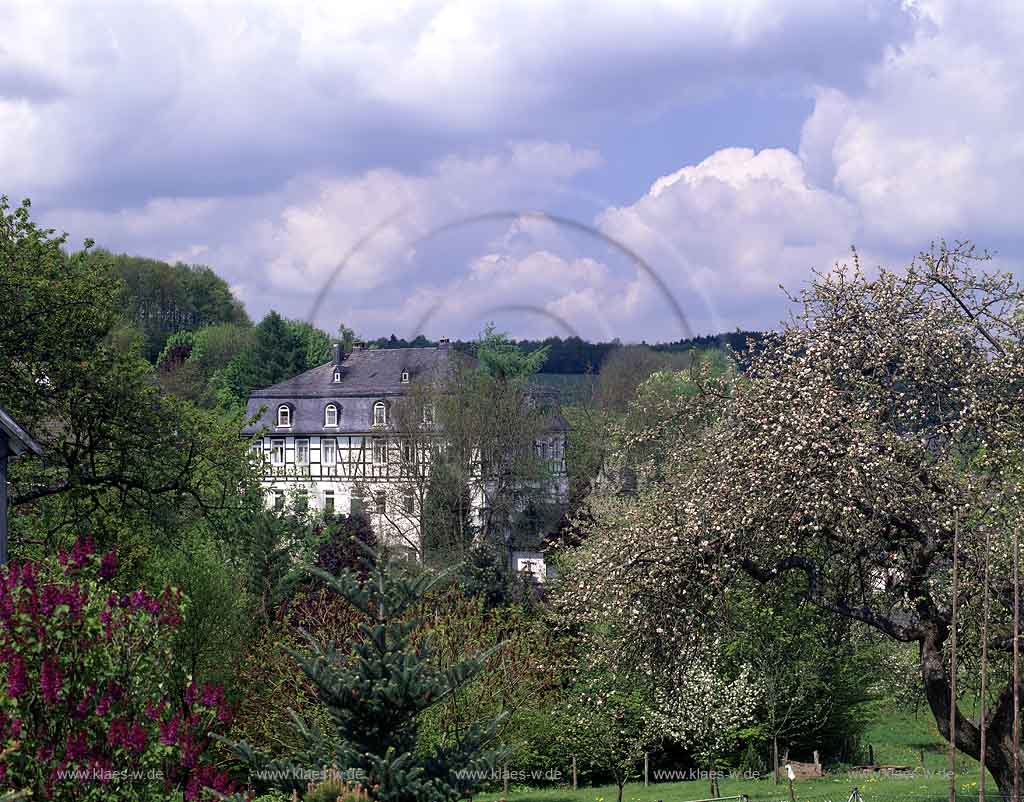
[[597, 147, 862, 334], [0, 0, 912, 200], [799, 0, 1024, 246]]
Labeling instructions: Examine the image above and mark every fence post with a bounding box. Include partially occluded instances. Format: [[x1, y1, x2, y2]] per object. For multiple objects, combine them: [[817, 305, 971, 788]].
[[645, 752, 649, 787], [572, 755, 577, 791]]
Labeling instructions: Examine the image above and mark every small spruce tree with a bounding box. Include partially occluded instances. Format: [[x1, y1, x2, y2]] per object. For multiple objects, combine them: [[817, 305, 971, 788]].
[[227, 555, 507, 801]]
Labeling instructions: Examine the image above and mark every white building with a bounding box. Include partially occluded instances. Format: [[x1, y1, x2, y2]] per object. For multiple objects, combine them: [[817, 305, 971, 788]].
[[243, 340, 568, 558]]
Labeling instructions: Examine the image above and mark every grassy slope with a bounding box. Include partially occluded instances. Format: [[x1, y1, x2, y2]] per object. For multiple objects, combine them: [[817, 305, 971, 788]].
[[477, 706, 997, 802]]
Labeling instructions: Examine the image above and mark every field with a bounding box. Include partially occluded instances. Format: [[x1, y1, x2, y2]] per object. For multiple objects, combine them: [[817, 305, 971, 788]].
[[476, 706, 999, 802]]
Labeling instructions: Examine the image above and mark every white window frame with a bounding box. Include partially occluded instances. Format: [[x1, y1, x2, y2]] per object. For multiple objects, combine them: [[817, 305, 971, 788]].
[[325, 404, 338, 427], [270, 438, 285, 466], [323, 489, 335, 514], [401, 440, 414, 463], [401, 370, 410, 384], [422, 403, 434, 424], [373, 401, 387, 426], [372, 438, 387, 465], [296, 438, 310, 467], [272, 489, 285, 511], [322, 438, 336, 466], [333, 369, 341, 383], [277, 405, 291, 427]]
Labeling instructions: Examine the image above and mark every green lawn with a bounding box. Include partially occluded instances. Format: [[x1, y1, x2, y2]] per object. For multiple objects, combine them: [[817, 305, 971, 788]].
[[476, 707, 998, 802]]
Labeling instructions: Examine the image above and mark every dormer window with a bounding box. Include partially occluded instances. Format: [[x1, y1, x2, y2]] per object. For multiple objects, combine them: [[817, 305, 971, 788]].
[[333, 369, 341, 383], [400, 370, 410, 384], [325, 404, 338, 427], [422, 403, 434, 425], [373, 401, 387, 426], [277, 405, 291, 427]]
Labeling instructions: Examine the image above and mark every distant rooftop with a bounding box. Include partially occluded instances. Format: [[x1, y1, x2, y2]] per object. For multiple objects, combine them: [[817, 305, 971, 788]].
[[250, 345, 462, 399]]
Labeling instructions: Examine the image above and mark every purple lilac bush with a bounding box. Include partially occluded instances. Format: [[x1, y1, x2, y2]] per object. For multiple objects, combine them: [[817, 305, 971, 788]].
[[0, 538, 237, 801]]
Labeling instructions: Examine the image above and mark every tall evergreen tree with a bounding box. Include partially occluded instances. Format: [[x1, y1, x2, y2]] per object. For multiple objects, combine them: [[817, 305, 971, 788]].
[[227, 557, 507, 802]]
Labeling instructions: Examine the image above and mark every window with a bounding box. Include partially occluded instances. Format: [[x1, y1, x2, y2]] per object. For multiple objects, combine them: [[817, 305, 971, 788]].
[[249, 441, 262, 461], [372, 438, 387, 465], [422, 403, 434, 424], [324, 489, 335, 514], [294, 491, 308, 513], [296, 439, 309, 466], [322, 438, 336, 466], [401, 440, 414, 463], [325, 404, 338, 427], [374, 491, 386, 515], [333, 369, 341, 383], [277, 405, 291, 427], [535, 440, 549, 460], [403, 489, 415, 515], [401, 370, 410, 384], [373, 401, 386, 426], [272, 490, 285, 511], [270, 438, 285, 466]]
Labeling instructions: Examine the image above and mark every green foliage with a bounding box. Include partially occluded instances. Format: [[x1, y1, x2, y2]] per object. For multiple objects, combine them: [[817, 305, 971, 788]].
[[101, 250, 249, 362], [474, 323, 548, 381], [0, 197, 260, 566], [145, 528, 255, 691], [213, 311, 334, 407], [226, 558, 508, 802]]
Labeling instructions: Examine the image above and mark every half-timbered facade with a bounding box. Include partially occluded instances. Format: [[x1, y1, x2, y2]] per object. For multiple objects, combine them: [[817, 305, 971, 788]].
[[243, 340, 569, 555]]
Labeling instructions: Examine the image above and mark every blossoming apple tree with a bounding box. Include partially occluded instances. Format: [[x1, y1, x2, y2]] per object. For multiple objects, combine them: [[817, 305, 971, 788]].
[[568, 242, 1024, 799]]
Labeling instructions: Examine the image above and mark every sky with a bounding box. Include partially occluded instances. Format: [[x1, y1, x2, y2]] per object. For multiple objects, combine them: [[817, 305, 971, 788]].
[[3, 0, 1023, 344]]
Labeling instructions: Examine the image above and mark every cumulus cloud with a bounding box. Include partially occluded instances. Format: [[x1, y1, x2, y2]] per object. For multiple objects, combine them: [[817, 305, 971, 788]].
[[7, 0, 1023, 343], [596, 147, 862, 334], [799, 0, 1024, 247], [0, 0, 913, 203]]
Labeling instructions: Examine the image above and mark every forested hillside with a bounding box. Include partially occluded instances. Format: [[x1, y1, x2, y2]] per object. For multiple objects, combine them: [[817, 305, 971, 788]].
[[97, 250, 759, 409]]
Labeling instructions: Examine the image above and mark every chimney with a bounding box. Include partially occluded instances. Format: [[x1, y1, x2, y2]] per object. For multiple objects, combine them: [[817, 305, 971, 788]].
[[333, 342, 343, 366], [438, 337, 450, 350]]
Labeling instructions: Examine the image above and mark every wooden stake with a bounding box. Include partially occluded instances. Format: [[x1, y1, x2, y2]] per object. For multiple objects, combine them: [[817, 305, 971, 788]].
[[980, 526, 990, 802], [949, 510, 960, 802], [572, 755, 577, 792], [644, 752, 649, 787], [1014, 524, 1021, 802]]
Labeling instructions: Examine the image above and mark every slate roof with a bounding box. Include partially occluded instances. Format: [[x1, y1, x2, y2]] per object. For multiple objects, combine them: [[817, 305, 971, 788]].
[[244, 346, 458, 435], [251, 346, 460, 399], [242, 345, 569, 436]]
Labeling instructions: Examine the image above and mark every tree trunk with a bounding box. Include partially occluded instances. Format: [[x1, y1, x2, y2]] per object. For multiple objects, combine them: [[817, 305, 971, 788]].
[[921, 623, 1019, 800], [773, 736, 779, 785], [616, 779, 624, 802]]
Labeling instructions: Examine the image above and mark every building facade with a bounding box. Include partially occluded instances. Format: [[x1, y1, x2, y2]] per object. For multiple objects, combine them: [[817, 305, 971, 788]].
[[243, 341, 568, 558]]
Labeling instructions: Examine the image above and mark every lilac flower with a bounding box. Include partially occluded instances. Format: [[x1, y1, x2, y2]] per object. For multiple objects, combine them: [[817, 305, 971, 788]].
[[40, 658, 63, 704], [65, 731, 88, 761], [7, 655, 26, 699], [126, 722, 147, 753], [159, 714, 180, 746], [107, 718, 129, 748], [98, 548, 118, 579]]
